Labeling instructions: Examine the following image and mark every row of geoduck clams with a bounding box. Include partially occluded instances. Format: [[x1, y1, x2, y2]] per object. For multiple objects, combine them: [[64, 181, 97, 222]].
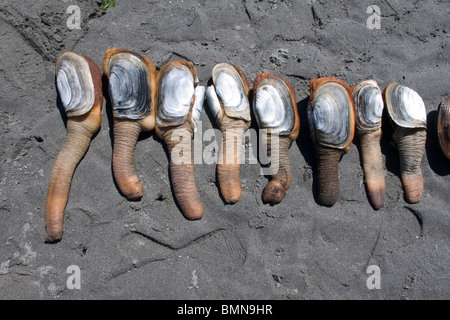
[[45, 48, 450, 243]]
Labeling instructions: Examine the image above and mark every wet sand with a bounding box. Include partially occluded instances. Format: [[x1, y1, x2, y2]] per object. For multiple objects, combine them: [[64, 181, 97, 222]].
[[0, 0, 449, 299]]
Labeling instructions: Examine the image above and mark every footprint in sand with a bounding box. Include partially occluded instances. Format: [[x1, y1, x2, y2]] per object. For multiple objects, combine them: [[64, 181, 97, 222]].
[[118, 229, 246, 275]]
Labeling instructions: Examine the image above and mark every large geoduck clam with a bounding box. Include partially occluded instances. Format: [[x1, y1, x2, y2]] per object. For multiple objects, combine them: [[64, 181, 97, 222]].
[[102, 48, 157, 201], [352, 80, 385, 209], [252, 73, 300, 205], [384, 83, 427, 204], [437, 96, 450, 160], [307, 77, 355, 207], [205, 63, 251, 204], [155, 60, 205, 220], [45, 51, 103, 242]]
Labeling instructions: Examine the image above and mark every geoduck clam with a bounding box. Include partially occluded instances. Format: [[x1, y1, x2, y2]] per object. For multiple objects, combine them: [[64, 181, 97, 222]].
[[205, 63, 251, 204], [155, 60, 205, 220], [46, 51, 103, 242], [352, 80, 385, 209], [103, 48, 157, 201], [252, 73, 300, 205], [307, 77, 355, 207], [383, 82, 427, 204]]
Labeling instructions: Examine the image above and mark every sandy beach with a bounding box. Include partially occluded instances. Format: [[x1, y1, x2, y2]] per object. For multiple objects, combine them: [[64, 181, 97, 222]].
[[0, 0, 449, 300]]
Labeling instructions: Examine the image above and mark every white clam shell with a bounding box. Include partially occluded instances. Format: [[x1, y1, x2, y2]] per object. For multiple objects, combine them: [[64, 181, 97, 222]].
[[253, 76, 295, 134], [308, 82, 353, 149], [107, 52, 152, 120], [56, 52, 95, 117], [384, 83, 427, 129], [210, 63, 251, 121], [205, 85, 223, 122], [157, 64, 196, 126], [191, 85, 205, 133], [353, 80, 384, 133]]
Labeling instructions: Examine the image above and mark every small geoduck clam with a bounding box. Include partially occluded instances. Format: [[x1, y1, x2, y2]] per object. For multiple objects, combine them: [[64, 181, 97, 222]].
[[252, 73, 300, 205], [155, 60, 205, 220], [46, 51, 103, 242], [307, 77, 355, 207], [352, 80, 386, 210], [102, 48, 157, 201], [205, 63, 251, 204], [383, 83, 427, 204], [437, 96, 450, 160]]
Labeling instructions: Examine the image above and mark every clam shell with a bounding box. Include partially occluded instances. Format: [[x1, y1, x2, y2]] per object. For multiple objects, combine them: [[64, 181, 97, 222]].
[[211, 63, 251, 121], [157, 61, 196, 127], [253, 75, 295, 134], [308, 79, 354, 149], [205, 85, 222, 122], [384, 83, 427, 129], [191, 85, 205, 133], [56, 52, 95, 117], [352, 80, 384, 133], [437, 96, 450, 159], [105, 52, 152, 120]]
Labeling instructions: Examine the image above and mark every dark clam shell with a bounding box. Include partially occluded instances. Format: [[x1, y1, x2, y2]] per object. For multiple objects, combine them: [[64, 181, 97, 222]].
[[106, 52, 152, 120]]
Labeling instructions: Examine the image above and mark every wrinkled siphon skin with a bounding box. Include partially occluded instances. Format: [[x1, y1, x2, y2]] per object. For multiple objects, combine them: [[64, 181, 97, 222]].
[[217, 116, 250, 203], [103, 48, 157, 201], [45, 53, 103, 243], [262, 135, 294, 204], [110, 115, 156, 200], [157, 122, 204, 220], [314, 145, 343, 207], [393, 127, 427, 204], [111, 119, 143, 200], [155, 60, 204, 220], [358, 129, 385, 209]]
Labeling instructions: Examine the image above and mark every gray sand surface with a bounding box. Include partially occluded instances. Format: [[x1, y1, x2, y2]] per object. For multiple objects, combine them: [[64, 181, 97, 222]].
[[0, 0, 449, 299]]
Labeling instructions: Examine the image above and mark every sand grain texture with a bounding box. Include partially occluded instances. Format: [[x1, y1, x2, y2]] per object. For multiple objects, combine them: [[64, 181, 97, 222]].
[[0, 0, 449, 299]]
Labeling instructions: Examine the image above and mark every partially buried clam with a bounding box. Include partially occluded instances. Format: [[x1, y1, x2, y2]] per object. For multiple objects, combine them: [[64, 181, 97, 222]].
[[437, 96, 450, 160], [308, 77, 355, 207], [45, 51, 103, 242], [352, 80, 385, 209], [103, 48, 157, 201], [205, 63, 251, 204], [252, 73, 300, 205], [155, 60, 205, 220], [384, 83, 427, 204]]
